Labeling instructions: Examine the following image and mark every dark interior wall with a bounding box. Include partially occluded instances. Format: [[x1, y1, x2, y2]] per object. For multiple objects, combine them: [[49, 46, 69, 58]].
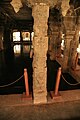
[[4, 27, 11, 48], [3, 26, 14, 67]]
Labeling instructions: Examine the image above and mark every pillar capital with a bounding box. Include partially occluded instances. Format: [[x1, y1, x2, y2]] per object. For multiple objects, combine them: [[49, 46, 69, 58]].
[[65, 31, 75, 40], [25, 0, 58, 8], [63, 16, 76, 31]]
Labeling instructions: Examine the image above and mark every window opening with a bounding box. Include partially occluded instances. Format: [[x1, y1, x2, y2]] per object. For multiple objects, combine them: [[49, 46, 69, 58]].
[[22, 31, 30, 41], [12, 30, 33, 55], [13, 45, 21, 54], [13, 32, 20, 41]]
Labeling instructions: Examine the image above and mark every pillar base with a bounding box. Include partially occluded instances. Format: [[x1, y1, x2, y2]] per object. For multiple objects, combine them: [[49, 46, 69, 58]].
[[21, 92, 32, 100], [33, 96, 47, 104], [50, 91, 61, 99]]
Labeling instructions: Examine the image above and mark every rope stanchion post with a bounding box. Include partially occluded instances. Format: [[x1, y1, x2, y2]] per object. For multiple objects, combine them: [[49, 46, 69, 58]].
[[22, 68, 32, 100], [50, 67, 62, 99], [50, 66, 80, 99], [54, 67, 61, 96], [24, 68, 29, 96]]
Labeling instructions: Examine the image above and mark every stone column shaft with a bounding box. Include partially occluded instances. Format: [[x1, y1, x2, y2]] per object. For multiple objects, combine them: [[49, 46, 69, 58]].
[[69, 17, 80, 69], [48, 21, 60, 60], [32, 4, 49, 104], [50, 32, 59, 60], [63, 31, 75, 71], [63, 16, 76, 72]]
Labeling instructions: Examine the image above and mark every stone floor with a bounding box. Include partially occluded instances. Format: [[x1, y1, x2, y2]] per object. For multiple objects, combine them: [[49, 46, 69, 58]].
[[0, 52, 80, 120], [0, 89, 80, 120]]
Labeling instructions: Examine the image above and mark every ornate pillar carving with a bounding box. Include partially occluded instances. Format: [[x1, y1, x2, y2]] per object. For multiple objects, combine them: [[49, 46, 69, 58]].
[[69, 16, 80, 70], [48, 21, 61, 60], [32, 3, 49, 104], [63, 16, 76, 72]]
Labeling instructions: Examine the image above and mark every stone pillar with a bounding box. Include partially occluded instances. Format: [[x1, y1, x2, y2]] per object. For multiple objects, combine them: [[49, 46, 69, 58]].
[[69, 16, 80, 70], [32, 3, 49, 104], [63, 31, 75, 71], [48, 22, 60, 60], [62, 16, 76, 72]]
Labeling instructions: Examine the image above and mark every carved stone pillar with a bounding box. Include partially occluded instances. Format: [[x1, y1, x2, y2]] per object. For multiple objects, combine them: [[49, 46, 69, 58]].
[[63, 16, 76, 72], [48, 22, 59, 60], [69, 16, 80, 70], [63, 31, 75, 71], [32, 3, 49, 104]]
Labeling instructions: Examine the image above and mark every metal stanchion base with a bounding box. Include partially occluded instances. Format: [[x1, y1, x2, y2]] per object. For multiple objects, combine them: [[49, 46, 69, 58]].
[[21, 92, 32, 100], [50, 91, 61, 100]]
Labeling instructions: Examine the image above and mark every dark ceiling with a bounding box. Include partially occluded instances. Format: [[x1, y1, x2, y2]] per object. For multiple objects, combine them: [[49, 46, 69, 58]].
[[0, 0, 80, 30], [0, 0, 33, 30]]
